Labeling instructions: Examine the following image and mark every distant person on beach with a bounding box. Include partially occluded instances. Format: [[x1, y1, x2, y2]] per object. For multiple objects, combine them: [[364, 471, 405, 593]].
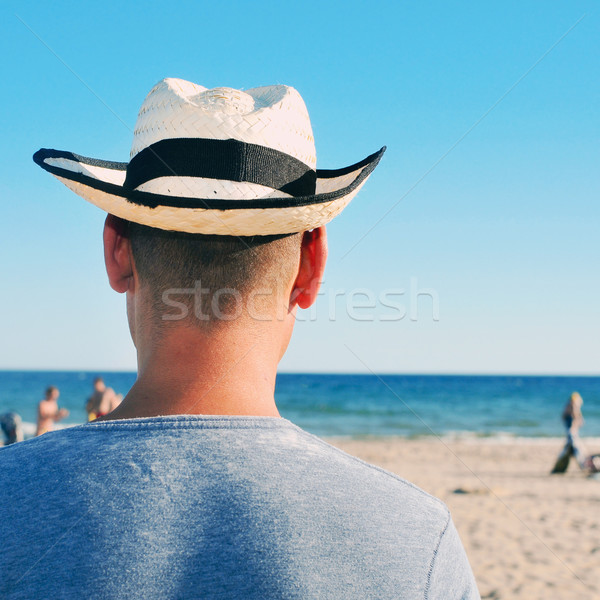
[[35, 386, 69, 436], [1, 79, 479, 598], [552, 392, 586, 472], [86, 377, 121, 421], [0, 412, 23, 446]]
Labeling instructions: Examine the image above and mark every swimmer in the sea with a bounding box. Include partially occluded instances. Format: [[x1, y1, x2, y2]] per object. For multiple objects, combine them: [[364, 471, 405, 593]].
[[36, 386, 69, 436], [86, 377, 120, 421]]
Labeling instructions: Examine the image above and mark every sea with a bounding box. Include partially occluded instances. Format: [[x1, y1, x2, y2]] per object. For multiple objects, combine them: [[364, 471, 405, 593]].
[[1, 371, 599, 441]]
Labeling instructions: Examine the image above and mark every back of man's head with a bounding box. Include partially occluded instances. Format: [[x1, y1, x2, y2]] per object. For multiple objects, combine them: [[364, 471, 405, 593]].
[[127, 222, 302, 328]]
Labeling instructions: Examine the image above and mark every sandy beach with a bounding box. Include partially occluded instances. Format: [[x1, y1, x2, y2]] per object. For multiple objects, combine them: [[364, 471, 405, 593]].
[[331, 436, 600, 600]]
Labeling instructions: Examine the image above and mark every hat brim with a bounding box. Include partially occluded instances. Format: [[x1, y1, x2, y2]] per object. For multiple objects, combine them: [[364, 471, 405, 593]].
[[33, 146, 385, 236]]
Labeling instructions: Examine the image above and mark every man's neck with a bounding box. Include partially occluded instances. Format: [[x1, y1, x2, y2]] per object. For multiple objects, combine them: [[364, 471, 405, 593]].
[[104, 322, 282, 421]]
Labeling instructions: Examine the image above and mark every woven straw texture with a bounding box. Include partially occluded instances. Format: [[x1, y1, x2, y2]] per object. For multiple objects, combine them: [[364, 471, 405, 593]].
[[128, 79, 316, 200], [36, 78, 383, 235], [55, 174, 368, 236], [131, 79, 316, 168]]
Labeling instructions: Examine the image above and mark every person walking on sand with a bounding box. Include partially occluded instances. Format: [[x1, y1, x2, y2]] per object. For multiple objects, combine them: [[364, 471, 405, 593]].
[[35, 386, 69, 436], [552, 392, 586, 472], [86, 376, 121, 421], [1, 78, 479, 598]]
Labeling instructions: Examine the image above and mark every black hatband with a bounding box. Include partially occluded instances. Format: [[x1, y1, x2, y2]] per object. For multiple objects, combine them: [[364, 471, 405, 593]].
[[124, 138, 317, 197], [32, 146, 386, 210]]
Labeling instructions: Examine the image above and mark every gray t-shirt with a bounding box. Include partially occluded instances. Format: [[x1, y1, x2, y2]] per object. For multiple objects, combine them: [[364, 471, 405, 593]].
[[0, 416, 479, 599]]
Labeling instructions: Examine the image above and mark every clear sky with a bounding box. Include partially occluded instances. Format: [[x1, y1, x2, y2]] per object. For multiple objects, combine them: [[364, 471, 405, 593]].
[[0, 1, 598, 374]]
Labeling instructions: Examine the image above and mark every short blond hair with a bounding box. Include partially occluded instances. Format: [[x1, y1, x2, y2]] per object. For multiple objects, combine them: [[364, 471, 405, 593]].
[[570, 392, 583, 407]]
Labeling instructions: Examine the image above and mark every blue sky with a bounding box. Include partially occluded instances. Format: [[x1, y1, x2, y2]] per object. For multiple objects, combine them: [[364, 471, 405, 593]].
[[0, 1, 598, 374]]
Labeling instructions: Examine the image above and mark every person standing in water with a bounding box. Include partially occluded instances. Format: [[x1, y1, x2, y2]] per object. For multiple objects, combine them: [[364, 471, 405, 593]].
[[36, 386, 69, 436], [85, 377, 121, 421], [552, 392, 586, 472]]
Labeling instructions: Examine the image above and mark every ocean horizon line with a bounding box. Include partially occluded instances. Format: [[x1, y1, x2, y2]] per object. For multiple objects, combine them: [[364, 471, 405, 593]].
[[1, 368, 600, 379]]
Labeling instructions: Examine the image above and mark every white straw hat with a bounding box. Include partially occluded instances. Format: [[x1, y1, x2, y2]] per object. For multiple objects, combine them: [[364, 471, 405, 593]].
[[33, 78, 385, 236]]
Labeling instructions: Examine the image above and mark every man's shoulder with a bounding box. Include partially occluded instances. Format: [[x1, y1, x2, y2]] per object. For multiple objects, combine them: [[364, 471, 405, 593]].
[[289, 425, 451, 519], [1, 417, 446, 504], [0, 418, 476, 599], [3, 417, 446, 505], [1, 417, 450, 533]]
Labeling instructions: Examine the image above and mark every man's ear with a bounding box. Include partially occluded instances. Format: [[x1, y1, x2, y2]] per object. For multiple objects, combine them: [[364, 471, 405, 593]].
[[103, 215, 134, 294], [291, 226, 328, 310]]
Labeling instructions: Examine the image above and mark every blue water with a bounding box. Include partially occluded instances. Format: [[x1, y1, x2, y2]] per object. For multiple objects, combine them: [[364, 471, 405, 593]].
[[1, 371, 598, 439]]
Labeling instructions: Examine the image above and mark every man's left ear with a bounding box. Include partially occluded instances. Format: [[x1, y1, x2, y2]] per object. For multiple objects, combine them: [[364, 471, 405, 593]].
[[103, 215, 134, 294], [291, 226, 328, 310]]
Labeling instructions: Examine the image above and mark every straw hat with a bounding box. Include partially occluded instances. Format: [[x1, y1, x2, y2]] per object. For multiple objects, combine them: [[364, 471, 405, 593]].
[[33, 78, 385, 236]]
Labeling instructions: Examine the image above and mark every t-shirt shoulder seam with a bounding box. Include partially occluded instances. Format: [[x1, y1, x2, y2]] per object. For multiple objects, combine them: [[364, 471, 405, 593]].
[[294, 426, 450, 511], [423, 511, 452, 600]]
